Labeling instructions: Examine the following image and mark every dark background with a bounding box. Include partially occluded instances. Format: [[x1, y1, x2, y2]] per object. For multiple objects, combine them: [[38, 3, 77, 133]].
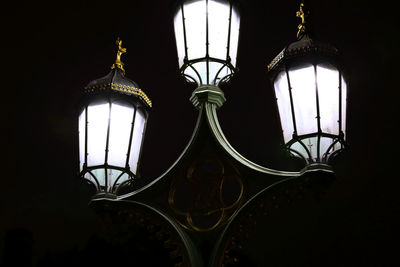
[[1, 0, 398, 265]]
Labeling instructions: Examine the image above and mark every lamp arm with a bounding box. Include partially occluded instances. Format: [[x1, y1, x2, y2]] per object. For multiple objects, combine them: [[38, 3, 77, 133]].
[[117, 108, 206, 200], [204, 102, 302, 177]]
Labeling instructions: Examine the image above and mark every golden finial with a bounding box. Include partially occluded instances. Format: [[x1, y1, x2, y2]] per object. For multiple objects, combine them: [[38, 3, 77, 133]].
[[111, 38, 127, 72], [296, 2, 308, 38]]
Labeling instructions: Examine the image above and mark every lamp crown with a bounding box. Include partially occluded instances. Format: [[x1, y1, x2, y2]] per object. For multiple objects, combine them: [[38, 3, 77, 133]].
[[111, 37, 127, 73], [296, 1, 309, 39]]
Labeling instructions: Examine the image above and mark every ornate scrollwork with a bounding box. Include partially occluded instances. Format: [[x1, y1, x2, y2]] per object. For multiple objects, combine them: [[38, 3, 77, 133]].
[[169, 155, 244, 232]]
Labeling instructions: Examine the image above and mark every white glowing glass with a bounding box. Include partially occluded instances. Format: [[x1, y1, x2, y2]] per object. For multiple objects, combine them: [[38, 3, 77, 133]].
[[290, 137, 342, 161], [320, 137, 337, 159], [129, 109, 146, 174], [208, 0, 230, 59], [107, 103, 135, 167], [174, 0, 240, 85], [317, 64, 339, 134], [84, 172, 99, 188], [289, 65, 318, 136], [183, 65, 199, 83], [91, 169, 106, 187], [106, 169, 129, 190], [209, 61, 229, 84], [78, 109, 86, 171], [117, 173, 129, 185], [185, 62, 207, 84], [107, 169, 121, 189], [87, 103, 109, 166], [174, 8, 185, 67], [184, 0, 206, 60], [291, 137, 317, 160], [290, 141, 308, 159], [341, 75, 347, 137], [274, 71, 294, 143], [229, 5, 240, 67]]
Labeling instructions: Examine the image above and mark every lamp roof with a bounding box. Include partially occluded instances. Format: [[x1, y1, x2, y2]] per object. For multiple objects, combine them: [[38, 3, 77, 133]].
[[83, 38, 152, 108], [84, 67, 152, 108], [268, 2, 340, 73], [267, 33, 339, 73]]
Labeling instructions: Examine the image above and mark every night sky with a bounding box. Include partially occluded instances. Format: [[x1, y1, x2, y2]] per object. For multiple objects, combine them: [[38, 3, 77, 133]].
[[1, 0, 398, 265]]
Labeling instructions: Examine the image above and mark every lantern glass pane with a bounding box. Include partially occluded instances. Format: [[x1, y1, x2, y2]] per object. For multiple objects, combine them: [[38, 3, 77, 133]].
[[208, 0, 230, 59], [129, 109, 146, 174], [290, 137, 318, 160], [274, 71, 294, 143], [184, 0, 206, 60], [78, 109, 86, 171], [106, 169, 129, 190], [317, 64, 339, 135], [107, 103, 135, 167], [87, 103, 109, 166], [229, 5, 240, 67], [84, 172, 98, 189], [184, 61, 207, 85], [210, 61, 228, 84], [306, 137, 318, 160], [106, 169, 122, 189], [215, 64, 231, 84], [289, 65, 317, 136], [320, 137, 337, 159], [117, 173, 130, 185], [92, 169, 106, 188], [290, 140, 308, 160], [174, 7, 185, 67], [341, 75, 347, 138]]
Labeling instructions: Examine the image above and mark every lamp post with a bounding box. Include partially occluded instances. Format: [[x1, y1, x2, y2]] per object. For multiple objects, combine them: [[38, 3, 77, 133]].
[[79, 1, 350, 266], [78, 38, 152, 198]]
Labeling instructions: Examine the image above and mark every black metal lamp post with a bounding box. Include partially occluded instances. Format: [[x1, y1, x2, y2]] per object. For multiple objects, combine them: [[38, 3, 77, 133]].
[[267, 2, 347, 170], [78, 39, 152, 198]]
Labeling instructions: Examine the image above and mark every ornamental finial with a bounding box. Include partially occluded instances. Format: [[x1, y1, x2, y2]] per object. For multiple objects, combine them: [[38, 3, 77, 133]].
[[296, 1, 308, 38], [111, 38, 127, 73]]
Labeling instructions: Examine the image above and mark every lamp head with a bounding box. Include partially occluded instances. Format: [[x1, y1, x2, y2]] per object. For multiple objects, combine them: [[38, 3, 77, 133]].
[[78, 39, 151, 196], [267, 3, 348, 167], [173, 0, 240, 87]]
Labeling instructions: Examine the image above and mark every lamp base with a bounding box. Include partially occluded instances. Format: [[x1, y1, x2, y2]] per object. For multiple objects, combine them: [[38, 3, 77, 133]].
[[91, 192, 118, 200], [300, 163, 333, 174], [190, 85, 226, 109]]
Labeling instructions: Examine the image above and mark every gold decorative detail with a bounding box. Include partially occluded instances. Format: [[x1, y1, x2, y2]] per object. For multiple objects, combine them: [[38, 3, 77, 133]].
[[267, 49, 284, 71], [111, 83, 152, 107], [168, 156, 244, 232], [296, 2, 308, 38], [111, 38, 127, 72], [84, 83, 152, 107]]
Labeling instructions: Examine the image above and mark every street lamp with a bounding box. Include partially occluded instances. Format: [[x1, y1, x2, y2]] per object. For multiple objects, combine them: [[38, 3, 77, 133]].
[[267, 2, 347, 169], [79, 2, 351, 266], [173, 0, 240, 86], [78, 38, 152, 197]]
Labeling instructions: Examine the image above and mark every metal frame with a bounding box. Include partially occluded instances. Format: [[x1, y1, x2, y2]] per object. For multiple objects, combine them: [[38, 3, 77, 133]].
[[176, 0, 239, 86]]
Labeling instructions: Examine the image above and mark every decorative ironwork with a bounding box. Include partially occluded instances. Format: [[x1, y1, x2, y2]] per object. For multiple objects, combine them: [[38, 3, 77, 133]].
[[169, 156, 244, 232]]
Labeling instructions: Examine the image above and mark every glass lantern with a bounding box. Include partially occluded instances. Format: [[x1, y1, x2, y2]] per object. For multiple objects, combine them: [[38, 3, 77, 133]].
[[174, 0, 240, 86], [78, 40, 151, 196], [268, 34, 347, 166]]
